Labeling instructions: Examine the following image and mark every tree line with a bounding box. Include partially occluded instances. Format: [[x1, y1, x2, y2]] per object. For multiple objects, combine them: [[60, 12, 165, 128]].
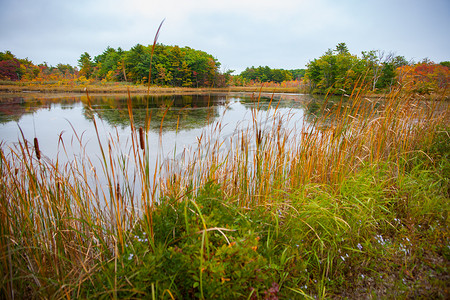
[[238, 66, 305, 84], [0, 51, 79, 82], [0, 44, 228, 88], [304, 42, 449, 94], [78, 44, 226, 87], [1, 42, 448, 93], [0, 51, 76, 81]]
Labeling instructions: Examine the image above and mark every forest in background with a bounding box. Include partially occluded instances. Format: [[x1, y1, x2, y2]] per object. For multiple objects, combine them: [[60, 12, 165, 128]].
[[304, 43, 449, 94], [0, 44, 226, 88], [0, 42, 449, 94]]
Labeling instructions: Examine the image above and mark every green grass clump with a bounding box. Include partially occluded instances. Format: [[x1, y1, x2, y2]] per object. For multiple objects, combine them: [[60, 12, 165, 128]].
[[84, 182, 278, 298], [0, 87, 449, 298], [80, 156, 448, 298]]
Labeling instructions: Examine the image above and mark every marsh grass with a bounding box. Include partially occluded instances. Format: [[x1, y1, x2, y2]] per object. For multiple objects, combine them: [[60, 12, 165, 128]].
[[0, 84, 449, 298], [0, 81, 306, 96]]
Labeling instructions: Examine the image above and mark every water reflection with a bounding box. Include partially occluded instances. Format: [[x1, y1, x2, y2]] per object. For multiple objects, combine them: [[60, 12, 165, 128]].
[[0, 96, 80, 123], [0, 93, 325, 129], [303, 94, 385, 125], [83, 94, 224, 131], [0, 93, 320, 158], [0, 92, 319, 204]]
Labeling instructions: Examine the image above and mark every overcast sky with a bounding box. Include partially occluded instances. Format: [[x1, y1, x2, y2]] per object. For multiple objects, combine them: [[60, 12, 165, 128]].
[[1, 0, 449, 73]]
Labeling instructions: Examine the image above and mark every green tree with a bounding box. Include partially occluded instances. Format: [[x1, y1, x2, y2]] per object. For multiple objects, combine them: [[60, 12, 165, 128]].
[[94, 47, 123, 80], [56, 63, 76, 76], [304, 59, 319, 91], [335, 42, 349, 55], [184, 47, 212, 87], [361, 50, 396, 90], [167, 45, 183, 86], [78, 43, 222, 87], [78, 52, 94, 79], [180, 60, 193, 87], [124, 44, 151, 83], [439, 61, 450, 68], [392, 55, 409, 68], [239, 66, 295, 83], [376, 62, 396, 90], [0, 50, 16, 61], [289, 69, 306, 80], [305, 44, 364, 94]]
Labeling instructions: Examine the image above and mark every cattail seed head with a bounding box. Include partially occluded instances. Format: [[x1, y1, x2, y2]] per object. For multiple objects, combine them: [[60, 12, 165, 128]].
[[256, 129, 262, 147], [139, 127, 145, 150], [34, 137, 41, 160]]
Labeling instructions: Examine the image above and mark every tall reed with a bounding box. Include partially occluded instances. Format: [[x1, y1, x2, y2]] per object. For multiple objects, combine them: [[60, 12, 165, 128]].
[[160, 86, 448, 208]]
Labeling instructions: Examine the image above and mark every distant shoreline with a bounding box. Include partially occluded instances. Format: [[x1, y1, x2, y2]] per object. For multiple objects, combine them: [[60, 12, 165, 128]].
[[0, 82, 305, 96], [2, 82, 444, 102]]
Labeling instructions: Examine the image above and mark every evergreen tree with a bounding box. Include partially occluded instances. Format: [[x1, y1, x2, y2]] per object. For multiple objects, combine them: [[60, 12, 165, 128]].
[[78, 52, 94, 79]]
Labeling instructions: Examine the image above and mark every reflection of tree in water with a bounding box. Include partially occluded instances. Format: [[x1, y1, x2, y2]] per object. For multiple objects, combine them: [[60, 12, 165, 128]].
[[304, 95, 383, 125], [238, 95, 309, 111], [83, 95, 226, 131], [0, 96, 79, 124], [305, 95, 339, 120]]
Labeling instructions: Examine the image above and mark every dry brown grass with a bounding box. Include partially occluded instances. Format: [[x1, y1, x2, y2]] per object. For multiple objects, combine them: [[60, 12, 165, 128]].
[[0, 81, 305, 95]]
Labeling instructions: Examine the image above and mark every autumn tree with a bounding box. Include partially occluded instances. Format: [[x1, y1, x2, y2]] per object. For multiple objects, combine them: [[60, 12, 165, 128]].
[[0, 51, 41, 81], [0, 59, 20, 80], [0, 51, 20, 81], [397, 62, 449, 94]]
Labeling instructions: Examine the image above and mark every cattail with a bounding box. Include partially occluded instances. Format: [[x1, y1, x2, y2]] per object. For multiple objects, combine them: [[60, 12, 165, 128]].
[[139, 127, 145, 150], [116, 183, 121, 198], [172, 174, 177, 185], [256, 129, 262, 148], [34, 137, 41, 160]]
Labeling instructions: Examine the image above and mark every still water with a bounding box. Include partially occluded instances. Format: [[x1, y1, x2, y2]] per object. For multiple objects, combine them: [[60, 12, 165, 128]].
[[0, 92, 319, 199], [0, 93, 317, 161]]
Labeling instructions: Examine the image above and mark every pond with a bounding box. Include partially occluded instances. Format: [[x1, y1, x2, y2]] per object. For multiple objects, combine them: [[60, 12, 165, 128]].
[[0, 93, 321, 159], [0, 93, 321, 197]]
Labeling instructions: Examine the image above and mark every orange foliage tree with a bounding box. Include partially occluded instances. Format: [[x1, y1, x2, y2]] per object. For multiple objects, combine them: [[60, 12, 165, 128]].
[[397, 62, 449, 94]]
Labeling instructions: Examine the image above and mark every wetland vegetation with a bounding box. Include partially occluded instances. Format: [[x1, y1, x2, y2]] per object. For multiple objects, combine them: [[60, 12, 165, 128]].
[[1, 85, 449, 298], [0, 40, 449, 298]]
